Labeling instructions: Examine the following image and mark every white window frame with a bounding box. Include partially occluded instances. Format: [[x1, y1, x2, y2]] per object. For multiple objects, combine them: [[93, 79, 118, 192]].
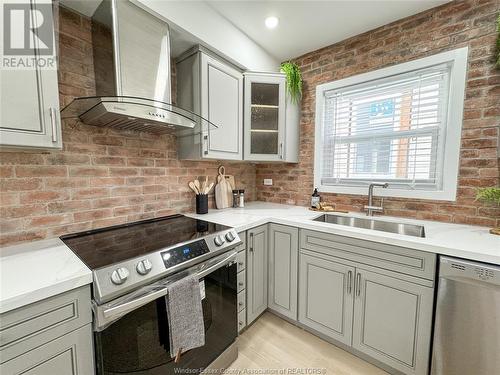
[[314, 47, 468, 201]]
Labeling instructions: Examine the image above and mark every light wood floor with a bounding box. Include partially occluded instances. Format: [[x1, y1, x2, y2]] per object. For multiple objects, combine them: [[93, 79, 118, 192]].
[[228, 312, 388, 375]]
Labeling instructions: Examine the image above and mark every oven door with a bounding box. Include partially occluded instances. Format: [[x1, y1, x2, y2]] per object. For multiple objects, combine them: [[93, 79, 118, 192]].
[[93, 251, 238, 375]]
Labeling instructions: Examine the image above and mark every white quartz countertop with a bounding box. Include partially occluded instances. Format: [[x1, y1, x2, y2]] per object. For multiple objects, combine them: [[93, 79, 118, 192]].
[[187, 202, 500, 265], [2, 201, 498, 314], [0, 238, 92, 314]]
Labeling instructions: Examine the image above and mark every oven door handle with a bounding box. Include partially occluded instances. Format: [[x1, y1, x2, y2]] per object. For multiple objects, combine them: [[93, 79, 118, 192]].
[[94, 251, 237, 330]]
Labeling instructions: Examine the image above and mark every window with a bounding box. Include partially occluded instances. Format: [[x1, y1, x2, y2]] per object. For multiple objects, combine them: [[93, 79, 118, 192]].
[[315, 48, 468, 201]]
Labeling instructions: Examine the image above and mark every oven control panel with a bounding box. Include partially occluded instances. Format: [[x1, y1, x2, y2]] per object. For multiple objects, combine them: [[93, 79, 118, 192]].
[[161, 240, 210, 269]]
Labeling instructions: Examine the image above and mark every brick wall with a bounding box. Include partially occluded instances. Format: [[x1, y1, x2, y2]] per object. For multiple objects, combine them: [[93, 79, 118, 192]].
[[0, 7, 256, 247], [257, 0, 500, 227]]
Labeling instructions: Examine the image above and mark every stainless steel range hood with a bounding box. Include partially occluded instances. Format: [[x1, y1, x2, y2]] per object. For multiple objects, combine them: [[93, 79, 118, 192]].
[[60, 0, 216, 134]]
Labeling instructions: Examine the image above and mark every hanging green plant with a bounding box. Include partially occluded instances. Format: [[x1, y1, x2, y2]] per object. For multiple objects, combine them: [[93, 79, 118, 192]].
[[496, 14, 500, 68], [281, 61, 302, 104]]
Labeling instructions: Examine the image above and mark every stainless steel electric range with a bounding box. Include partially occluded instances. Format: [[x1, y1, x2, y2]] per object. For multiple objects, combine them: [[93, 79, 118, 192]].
[[61, 214, 241, 375]]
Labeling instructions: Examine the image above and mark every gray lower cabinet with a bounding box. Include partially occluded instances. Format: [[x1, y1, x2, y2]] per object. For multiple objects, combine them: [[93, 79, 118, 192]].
[[297, 229, 436, 375], [353, 268, 433, 375], [0, 0, 61, 150], [246, 224, 268, 324], [1, 325, 94, 375], [268, 224, 298, 320], [240, 225, 435, 375], [300, 229, 436, 281], [236, 232, 247, 333], [0, 286, 93, 374], [298, 252, 354, 346]]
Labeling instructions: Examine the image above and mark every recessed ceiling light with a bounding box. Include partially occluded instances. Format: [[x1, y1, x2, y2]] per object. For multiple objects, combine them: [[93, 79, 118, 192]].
[[265, 16, 279, 29]]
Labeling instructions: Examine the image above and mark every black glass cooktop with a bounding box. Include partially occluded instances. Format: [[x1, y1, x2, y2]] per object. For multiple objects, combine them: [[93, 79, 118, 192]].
[[61, 215, 230, 270]]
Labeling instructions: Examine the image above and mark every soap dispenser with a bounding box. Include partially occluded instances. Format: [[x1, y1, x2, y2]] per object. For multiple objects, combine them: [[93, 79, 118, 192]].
[[311, 188, 320, 208]]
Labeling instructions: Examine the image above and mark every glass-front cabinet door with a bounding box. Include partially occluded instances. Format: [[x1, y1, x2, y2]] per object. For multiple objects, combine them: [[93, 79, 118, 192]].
[[244, 72, 286, 161]]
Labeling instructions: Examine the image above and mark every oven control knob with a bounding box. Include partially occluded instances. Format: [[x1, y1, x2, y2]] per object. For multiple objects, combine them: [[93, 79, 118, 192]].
[[214, 235, 225, 247], [110, 267, 129, 285], [136, 259, 153, 275], [225, 231, 235, 242]]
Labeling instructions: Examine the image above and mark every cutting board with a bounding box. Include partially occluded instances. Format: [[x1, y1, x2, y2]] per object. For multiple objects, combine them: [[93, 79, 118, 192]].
[[215, 166, 235, 209]]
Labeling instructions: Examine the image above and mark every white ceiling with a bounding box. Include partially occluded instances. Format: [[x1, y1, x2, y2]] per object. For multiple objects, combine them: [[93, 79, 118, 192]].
[[206, 0, 449, 61], [59, 0, 450, 65]]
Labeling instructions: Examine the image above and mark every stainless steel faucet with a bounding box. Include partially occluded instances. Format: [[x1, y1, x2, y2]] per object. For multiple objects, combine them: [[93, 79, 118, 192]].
[[364, 183, 389, 216]]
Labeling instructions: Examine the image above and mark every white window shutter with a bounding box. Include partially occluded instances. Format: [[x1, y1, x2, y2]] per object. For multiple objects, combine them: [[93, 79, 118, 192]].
[[320, 63, 451, 192]]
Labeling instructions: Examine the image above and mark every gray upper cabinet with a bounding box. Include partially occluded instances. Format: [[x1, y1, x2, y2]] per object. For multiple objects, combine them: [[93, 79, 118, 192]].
[[352, 268, 434, 375], [176, 46, 243, 160], [246, 225, 268, 324], [298, 251, 354, 346], [268, 224, 298, 320], [243, 72, 286, 162], [0, 0, 61, 149]]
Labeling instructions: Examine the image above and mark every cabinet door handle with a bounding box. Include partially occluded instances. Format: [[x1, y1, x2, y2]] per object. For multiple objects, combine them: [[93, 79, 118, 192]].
[[203, 135, 208, 155], [49, 107, 58, 143], [249, 233, 254, 252], [356, 272, 362, 297], [347, 270, 352, 294]]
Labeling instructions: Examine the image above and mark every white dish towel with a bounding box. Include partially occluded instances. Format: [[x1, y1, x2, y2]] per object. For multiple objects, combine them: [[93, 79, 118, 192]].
[[166, 275, 205, 360]]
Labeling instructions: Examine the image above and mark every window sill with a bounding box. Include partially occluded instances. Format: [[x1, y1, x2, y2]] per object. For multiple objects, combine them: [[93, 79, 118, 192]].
[[317, 184, 457, 201]]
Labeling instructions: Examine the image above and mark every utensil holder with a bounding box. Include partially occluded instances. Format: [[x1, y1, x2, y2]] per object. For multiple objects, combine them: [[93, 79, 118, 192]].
[[196, 194, 208, 214]]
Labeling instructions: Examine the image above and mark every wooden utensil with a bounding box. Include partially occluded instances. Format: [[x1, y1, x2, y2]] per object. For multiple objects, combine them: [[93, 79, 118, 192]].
[[215, 166, 232, 209], [217, 166, 235, 205], [205, 182, 214, 194], [490, 227, 500, 236], [194, 179, 202, 194], [224, 173, 235, 201], [200, 176, 208, 194], [309, 207, 348, 213], [188, 181, 199, 195]]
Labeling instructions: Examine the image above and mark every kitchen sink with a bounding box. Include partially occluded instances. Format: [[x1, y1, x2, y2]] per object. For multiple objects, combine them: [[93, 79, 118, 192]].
[[313, 214, 426, 238]]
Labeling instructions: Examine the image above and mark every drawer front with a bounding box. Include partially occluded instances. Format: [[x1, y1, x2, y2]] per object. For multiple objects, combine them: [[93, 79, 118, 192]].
[[237, 270, 246, 293], [237, 290, 246, 312], [236, 250, 246, 272], [300, 229, 436, 280], [238, 309, 246, 333], [236, 232, 246, 252], [1, 324, 94, 375], [0, 286, 91, 363]]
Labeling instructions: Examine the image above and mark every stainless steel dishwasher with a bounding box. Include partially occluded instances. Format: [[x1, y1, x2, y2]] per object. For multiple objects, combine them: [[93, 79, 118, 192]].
[[431, 256, 500, 375]]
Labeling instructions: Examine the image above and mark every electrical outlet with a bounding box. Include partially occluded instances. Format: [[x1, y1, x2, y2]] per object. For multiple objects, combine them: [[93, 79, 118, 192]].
[[263, 179, 273, 186]]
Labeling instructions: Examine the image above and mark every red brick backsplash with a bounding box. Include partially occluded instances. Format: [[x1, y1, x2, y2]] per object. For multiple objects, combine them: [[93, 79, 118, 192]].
[[0, 7, 255, 247], [1, 2, 499, 248], [256, 0, 500, 227]]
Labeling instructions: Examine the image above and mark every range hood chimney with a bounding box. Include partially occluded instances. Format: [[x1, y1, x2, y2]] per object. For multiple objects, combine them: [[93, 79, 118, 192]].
[[61, 0, 215, 134]]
